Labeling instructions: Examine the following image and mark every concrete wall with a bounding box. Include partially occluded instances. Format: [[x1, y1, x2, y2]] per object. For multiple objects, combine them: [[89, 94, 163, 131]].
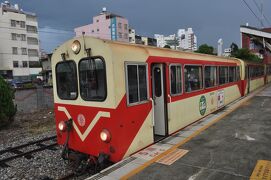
[[15, 87, 54, 113]]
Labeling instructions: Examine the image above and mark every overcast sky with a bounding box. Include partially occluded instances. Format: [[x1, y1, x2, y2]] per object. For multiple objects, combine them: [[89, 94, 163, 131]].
[[8, 0, 271, 52]]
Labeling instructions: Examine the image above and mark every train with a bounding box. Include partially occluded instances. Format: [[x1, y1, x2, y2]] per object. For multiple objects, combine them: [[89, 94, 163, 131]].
[[51, 36, 270, 168]]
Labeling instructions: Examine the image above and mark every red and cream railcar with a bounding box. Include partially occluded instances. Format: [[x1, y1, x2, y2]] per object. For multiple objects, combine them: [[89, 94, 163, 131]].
[[52, 36, 247, 164], [240, 61, 266, 95]]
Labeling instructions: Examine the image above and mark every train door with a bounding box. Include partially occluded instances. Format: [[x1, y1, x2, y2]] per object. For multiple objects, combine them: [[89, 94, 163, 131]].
[[152, 64, 168, 140]]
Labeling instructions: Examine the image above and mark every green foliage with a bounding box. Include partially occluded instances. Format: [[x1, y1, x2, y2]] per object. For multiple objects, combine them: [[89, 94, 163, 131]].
[[231, 48, 262, 62], [230, 42, 238, 54], [0, 76, 16, 128], [195, 44, 214, 55]]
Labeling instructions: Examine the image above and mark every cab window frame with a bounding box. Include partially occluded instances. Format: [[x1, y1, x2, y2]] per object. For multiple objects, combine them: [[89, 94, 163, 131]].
[[169, 63, 183, 96], [78, 56, 107, 102], [55, 60, 78, 100]]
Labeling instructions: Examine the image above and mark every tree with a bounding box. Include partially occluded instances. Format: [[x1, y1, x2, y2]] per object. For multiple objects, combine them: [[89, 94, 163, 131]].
[[163, 45, 171, 49], [230, 43, 239, 55], [231, 48, 262, 62], [195, 44, 214, 55], [0, 76, 16, 128], [165, 38, 179, 50]]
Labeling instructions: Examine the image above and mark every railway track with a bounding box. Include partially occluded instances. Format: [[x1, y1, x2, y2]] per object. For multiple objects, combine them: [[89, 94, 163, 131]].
[[0, 135, 57, 168]]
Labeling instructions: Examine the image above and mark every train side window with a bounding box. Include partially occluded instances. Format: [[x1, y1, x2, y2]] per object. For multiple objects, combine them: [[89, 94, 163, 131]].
[[204, 66, 217, 88], [126, 63, 148, 105], [229, 66, 236, 82], [56, 60, 78, 100], [170, 64, 182, 95], [219, 66, 228, 85], [184, 65, 203, 92], [236, 66, 241, 81], [79, 57, 107, 101]]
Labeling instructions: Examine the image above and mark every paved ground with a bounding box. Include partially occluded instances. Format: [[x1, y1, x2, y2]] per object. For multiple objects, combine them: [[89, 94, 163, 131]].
[[130, 86, 271, 180]]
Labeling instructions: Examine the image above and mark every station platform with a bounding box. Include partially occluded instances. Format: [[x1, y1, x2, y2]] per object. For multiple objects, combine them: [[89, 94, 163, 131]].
[[87, 85, 271, 180]]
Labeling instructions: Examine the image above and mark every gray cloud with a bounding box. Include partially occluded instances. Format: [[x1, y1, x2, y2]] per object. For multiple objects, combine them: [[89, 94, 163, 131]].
[[8, 0, 271, 52]]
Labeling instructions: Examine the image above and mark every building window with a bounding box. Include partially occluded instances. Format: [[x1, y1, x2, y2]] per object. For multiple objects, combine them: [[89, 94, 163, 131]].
[[124, 24, 128, 30], [204, 66, 217, 88], [170, 64, 182, 95], [219, 66, 228, 85], [118, 32, 123, 38], [12, 47, 18, 55], [79, 58, 107, 101], [56, 61, 78, 100], [13, 61, 18, 68], [20, 21, 25, 28], [21, 34, 26, 41], [126, 63, 148, 105], [91, 30, 94, 33], [22, 61, 28, 67], [185, 65, 203, 92], [11, 20, 16, 27], [27, 37, 38, 45], [124, 33, 128, 39], [21, 48, 27, 55], [11, 33, 17, 40], [29, 61, 41, 68], [97, 28, 99, 32], [26, 25, 37, 33], [96, 19, 99, 23], [118, 22, 122, 29], [28, 49, 39, 57]]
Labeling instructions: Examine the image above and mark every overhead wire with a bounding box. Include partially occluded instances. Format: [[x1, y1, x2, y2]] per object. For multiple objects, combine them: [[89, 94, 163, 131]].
[[241, 0, 263, 27]]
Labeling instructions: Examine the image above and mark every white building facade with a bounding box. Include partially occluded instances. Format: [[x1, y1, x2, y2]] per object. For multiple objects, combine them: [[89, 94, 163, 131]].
[[177, 28, 197, 51], [154, 34, 177, 49], [0, 1, 41, 81]]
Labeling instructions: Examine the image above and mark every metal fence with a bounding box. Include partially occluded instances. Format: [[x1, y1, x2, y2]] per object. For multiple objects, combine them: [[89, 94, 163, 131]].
[[15, 86, 54, 113]]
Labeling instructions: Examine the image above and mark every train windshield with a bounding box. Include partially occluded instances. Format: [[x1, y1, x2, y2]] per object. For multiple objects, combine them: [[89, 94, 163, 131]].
[[56, 61, 78, 100], [79, 57, 107, 101]]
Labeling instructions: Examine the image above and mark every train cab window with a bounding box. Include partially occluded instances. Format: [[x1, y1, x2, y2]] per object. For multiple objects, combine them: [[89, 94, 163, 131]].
[[229, 66, 236, 83], [79, 58, 107, 101], [184, 65, 203, 92], [56, 61, 78, 100], [126, 63, 148, 105], [170, 65, 182, 95], [204, 66, 217, 88], [219, 66, 228, 85]]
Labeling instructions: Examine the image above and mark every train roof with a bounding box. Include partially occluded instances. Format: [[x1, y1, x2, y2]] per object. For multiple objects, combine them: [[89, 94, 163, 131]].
[[53, 36, 243, 64]]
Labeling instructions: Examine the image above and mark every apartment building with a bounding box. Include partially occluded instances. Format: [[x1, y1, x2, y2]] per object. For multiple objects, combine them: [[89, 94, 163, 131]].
[[74, 8, 129, 43], [0, 1, 41, 81]]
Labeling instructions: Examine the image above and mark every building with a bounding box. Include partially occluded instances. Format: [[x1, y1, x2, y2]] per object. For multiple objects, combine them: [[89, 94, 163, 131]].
[[129, 28, 136, 43], [74, 8, 129, 43], [154, 34, 177, 49], [240, 25, 271, 64], [223, 48, 232, 57], [0, 1, 41, 81], [40, 52, 52, 85], [177, 28, 197, 51]]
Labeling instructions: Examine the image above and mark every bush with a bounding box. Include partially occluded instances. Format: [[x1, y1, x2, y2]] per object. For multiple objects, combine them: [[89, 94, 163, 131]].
[[0, 76, 16, 128]]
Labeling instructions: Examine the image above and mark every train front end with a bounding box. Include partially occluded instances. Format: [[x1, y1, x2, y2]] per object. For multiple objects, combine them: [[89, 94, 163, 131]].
[[52, 37, 119, 167]]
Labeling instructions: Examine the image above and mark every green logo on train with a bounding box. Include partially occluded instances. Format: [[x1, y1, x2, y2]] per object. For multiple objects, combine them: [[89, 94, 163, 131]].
[[199, 95, 207, 116]]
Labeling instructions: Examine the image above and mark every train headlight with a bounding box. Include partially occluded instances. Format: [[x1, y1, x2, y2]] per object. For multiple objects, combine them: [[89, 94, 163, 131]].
[[100, 129, 111, 143], [58, 121, 66, 132], [71, 40, 81, 54]]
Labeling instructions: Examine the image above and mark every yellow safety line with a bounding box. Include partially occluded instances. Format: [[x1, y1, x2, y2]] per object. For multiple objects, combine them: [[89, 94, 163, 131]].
[[121, 86, 267, 180]]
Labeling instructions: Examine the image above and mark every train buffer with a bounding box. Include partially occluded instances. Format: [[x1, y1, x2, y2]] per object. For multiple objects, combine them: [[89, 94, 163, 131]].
[[86, 85, 271, 180]]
